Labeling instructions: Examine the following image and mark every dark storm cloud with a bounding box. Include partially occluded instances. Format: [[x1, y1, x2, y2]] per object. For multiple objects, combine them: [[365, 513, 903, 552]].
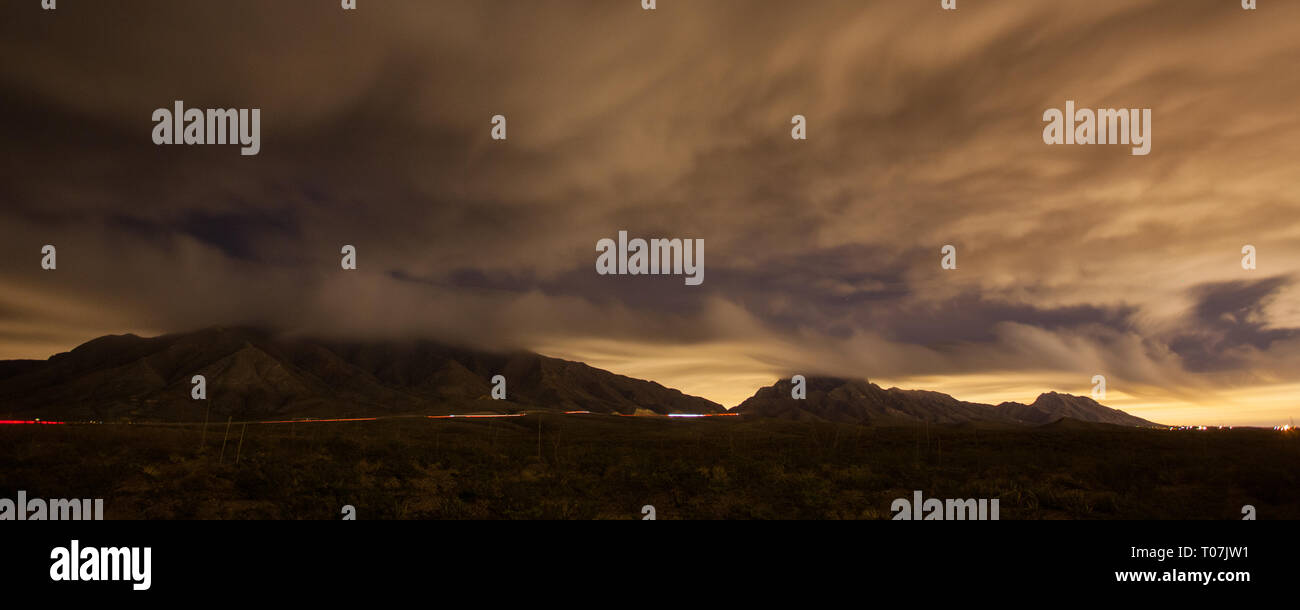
[[173, 208, 300, 262], [1171, 276, 1300, 372]]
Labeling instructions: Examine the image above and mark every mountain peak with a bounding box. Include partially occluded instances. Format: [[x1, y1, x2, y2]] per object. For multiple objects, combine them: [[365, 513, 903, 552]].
[[735, 376, 1158, 427]]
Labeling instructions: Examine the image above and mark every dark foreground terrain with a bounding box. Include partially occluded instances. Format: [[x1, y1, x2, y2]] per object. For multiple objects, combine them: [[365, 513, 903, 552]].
[[2, 416, 1296, 519]]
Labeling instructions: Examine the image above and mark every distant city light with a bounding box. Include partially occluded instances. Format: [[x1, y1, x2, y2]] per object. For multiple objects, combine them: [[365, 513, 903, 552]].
[[257, 417, 378, 424], [426, 414, 524, 419]]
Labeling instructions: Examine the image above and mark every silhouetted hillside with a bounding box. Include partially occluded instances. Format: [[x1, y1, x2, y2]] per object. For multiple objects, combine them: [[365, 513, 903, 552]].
[[0, 327, 724, 421], [733, 377, 1158, 427]]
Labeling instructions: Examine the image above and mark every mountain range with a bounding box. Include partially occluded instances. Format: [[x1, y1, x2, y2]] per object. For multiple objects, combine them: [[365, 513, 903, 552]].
[[732, 376, 1157, 427], [0, 327, 1157, 427]]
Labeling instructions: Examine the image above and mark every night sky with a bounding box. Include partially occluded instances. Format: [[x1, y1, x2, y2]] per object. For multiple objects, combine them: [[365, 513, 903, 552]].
[[2, 1, 1298, 425]]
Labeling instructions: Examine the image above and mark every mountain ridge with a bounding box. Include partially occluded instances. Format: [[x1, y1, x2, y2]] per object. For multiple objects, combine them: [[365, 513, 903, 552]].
[[732, 376, 1158, 427], [0, 327, 724, 421]]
